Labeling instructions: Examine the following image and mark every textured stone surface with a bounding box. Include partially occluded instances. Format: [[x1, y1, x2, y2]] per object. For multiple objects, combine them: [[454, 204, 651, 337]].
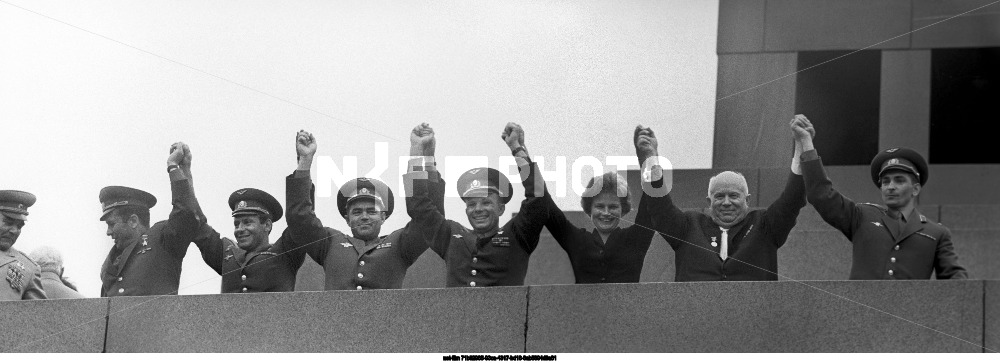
[[764, 0, 911, 51], [0, 297, 108, 353], [949, 230, 1000, 280], [402, 249, 447, 288], [987, 281, 999, 353], [939, 205, 1000, 230], [714, 53, 798, 169], [106, 287, 528, 352], [922, 165, 1000, 205], [717, 0, 765, 53], [880, 50, 931, 156], [912, 0, 1000, 49], [779, 230, 853, 281], [526, 280, 983, 352]]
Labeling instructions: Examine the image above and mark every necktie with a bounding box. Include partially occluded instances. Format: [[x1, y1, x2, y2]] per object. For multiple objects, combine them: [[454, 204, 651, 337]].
[[719, 227, 729, 260]]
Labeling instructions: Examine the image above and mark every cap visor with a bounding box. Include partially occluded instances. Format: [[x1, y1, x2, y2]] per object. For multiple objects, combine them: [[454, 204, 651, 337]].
[[1, 211, 26, 221], [99, 208, 114, 221], [880, 165, 918, 178]]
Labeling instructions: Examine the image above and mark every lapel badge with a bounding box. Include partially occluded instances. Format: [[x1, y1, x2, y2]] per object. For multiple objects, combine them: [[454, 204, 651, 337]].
[[340, 242, 353, 248], [224, 254, 233, 261], [452, 234, 463, 239], [497, 230, 504, 235], [141, 235, 149, 246], [872, 222, 882, 227]]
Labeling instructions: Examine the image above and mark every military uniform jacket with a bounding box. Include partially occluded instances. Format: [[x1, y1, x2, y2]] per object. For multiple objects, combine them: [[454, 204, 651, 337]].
[[651, 172, 806, 282], [287, 171, 445, 290], [193, 173, 319, 293], [100, 178, 202, 297], [543, 178, 668, 283], [1, 247, 46, 301], [39, 270, 85, 299], [406, 161, 551, 287], [801, 151, 967, 280]]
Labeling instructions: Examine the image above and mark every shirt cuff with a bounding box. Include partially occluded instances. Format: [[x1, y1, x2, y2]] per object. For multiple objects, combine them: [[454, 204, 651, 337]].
[[800, 149, 820, 162]]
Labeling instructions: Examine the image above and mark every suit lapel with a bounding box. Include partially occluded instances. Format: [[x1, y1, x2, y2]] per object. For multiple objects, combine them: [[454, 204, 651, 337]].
[[114, 236, 143, 276], [878, 213, 899, 242], [896, 209, 925, 243]]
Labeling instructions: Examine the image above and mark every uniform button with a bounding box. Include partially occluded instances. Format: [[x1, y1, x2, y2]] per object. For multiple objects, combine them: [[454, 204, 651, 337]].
[[117, 277, 123, 282], [471, 270, 477, 276], [472, 257, 478, 263], [894, 245, 900, 250], [356, 286, 363, 290], [890, 257, 896, 263], [359, 261, 365, 266], [241, 275, 247, 281], [118, 288, 124, 293], [242, 287, 248, 292], [358, 273, 364, 279], [888, 270, 894, 276], [469, 281, 476, 287]]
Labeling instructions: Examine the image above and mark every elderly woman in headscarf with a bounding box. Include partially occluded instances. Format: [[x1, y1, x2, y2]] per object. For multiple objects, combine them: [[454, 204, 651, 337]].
[[543, 125, 669, 283], [648, 117, 812, 281]]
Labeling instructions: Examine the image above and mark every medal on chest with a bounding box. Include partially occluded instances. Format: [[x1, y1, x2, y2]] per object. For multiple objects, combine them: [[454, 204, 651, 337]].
[[710, 236, 718, 247], [7, 262, 25, 290]]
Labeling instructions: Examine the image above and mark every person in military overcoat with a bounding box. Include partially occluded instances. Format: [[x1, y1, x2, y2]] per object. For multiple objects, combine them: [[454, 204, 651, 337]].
[[0, 190, 46, 300], [795, 115, 967, 279], [405, 122, 552, 287], [285, 127, 446, 290], [98, 142, 204, 297]]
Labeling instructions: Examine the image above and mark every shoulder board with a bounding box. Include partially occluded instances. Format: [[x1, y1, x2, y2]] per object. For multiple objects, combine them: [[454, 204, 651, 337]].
[[859, 203, 888, 213], [14, 249, 40, 267], [223, 238, 238, 248]]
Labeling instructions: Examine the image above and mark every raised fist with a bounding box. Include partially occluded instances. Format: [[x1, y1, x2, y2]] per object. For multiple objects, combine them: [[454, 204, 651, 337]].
[[296, 130, 317, 158], [790, 114, 815, 141], [168, 142, 188, 166], [501, 122, 525, 151], [634, 125, 658, 160], [410, 123, 436, 155]]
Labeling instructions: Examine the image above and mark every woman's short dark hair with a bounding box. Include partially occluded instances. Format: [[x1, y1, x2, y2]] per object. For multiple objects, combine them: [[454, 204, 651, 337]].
[[580, 172, 631, 215]]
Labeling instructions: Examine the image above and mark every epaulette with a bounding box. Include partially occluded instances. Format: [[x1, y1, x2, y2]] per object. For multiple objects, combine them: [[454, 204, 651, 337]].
[[859, 203, 888, 214], [14, 249, 40, 268]]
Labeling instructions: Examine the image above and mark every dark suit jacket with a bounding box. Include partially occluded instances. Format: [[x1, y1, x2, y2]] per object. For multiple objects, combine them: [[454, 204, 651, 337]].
[[543, 177, 668, 283], [651, 172, 806, 282]]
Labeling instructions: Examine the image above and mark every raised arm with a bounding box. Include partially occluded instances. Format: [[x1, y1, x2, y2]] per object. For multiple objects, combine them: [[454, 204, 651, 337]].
[[404, 123, 452, 257], [639, 127, 689, 250], [626, 125, 667, 245], [164, 142, 205, 255], [191, 223, 224, 274], [500, 122, 551, 253], [761, 117, 810, 245], [796, 115, 860, 238], [285, 130, 332, 265]]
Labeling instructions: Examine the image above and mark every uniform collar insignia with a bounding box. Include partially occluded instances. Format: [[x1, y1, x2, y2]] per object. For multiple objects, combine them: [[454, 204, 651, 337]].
[[452, 234, 463, 239], [340, 242, 353, 248], [872, 221, 882, 227]]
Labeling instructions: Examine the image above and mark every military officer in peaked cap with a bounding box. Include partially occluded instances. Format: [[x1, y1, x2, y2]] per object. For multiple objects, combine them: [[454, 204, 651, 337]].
[[192, 183, 311, 293], [287, 127, 446, 290], [0, 190, 46, 300], [99, 142, 206, 297], [796, 115, 967, 279], [406, 122, 553, 287]]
